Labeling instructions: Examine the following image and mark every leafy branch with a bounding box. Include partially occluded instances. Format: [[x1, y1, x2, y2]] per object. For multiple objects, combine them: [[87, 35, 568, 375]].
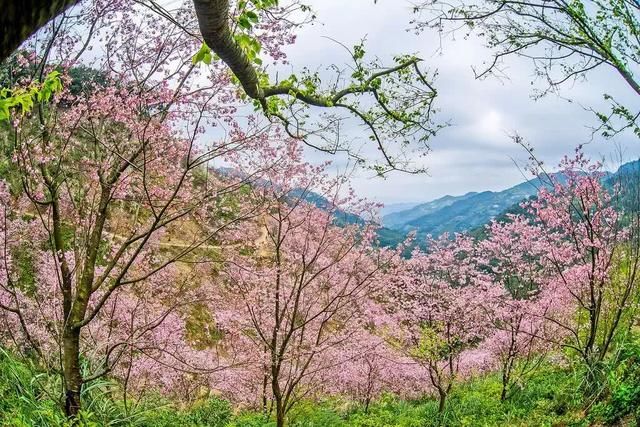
[[0, 71, 63, 121], [192, 0, 442, 174]]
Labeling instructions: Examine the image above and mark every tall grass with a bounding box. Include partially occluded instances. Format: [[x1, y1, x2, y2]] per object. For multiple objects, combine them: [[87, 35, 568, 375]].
[[0, 347, 67, 426], [2, 344, 639, 426]]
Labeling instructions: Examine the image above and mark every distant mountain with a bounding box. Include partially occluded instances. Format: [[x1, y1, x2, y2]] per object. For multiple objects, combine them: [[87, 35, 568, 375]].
[[288, 188, 407, 247], [383, 193, 478, 229], [382, 159, 640, 241], [605, 160, 640, 185], [379, 202, 420, 217], [382, 178, 545, 237], [219, 160, 640, 248], [605, 159, 640, 214]]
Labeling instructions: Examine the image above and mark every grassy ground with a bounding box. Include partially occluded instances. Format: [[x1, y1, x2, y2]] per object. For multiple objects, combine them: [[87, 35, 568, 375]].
[[231, 367, 586, 427], [2, 346, 637, 427]]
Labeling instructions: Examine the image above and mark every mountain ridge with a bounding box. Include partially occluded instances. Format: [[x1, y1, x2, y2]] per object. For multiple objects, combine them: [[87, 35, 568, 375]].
[[382, 160, 640, 240]]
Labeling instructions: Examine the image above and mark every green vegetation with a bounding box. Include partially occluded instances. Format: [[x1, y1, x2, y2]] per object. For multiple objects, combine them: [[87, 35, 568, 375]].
[[0, 70, 62, 121], [4, 344, 640, 426]]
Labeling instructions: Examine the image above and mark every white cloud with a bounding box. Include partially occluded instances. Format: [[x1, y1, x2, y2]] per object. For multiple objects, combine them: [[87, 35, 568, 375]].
[[275, 0, 640, 204]]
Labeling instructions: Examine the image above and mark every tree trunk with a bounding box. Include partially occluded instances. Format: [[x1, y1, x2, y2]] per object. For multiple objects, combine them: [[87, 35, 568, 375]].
[[272, 374, 285, 427], [261, 367, 270, 416], [192, 0, 265, 100], [63, 327, 82, 417], [276, 401, 285, 427], [500, 383, 508, 401], [501, 363, 511, 401], [437, 389, 447, 413], [1, 0, 82, 60]]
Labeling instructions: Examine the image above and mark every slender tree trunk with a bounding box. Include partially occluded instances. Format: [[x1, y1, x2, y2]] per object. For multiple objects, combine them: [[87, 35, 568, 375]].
[[62, 326, 82, 417], [271, 364, 285, 427], [437, 388, 447, 413], [501, 358, 513, 401], [275, 398, 285, 427], [262, 373, 269, 416]]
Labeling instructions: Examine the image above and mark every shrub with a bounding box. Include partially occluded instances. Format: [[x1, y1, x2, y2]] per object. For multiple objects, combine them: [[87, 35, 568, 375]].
[[590, 338, 640, 425]]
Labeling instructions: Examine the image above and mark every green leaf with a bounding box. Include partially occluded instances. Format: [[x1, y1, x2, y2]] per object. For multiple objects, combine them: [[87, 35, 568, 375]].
[[246, 11, 259, 22], [0, 100, 9, 121], [238, 16, 252, 30], [0, 70, 64, 121], [192, 43, 212, 65]]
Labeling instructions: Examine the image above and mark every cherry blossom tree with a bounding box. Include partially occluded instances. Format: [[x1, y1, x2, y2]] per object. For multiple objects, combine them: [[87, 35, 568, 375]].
[[0, 61, 276, 415], [386, 234, 491, 413], [215, 139, 396, 426], [479, 216, 557, 400], [0, 0, 301, 416], [328, 335, 429, 412], [526, 153, 640, 380]]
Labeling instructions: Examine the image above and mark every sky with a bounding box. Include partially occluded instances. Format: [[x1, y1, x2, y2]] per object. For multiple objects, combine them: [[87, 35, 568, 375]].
[[268, 0, 640, 205]]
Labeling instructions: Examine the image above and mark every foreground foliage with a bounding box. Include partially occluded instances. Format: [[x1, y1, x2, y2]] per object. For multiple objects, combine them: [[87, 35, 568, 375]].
[[4, 344, 640, 427]]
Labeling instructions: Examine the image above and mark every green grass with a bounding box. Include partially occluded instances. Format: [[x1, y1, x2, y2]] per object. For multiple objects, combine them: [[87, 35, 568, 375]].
[[278, 368, 585, 427], [228, 367, 587, 427], [0, 347, 70, 426], [3, 346, 638, 427]]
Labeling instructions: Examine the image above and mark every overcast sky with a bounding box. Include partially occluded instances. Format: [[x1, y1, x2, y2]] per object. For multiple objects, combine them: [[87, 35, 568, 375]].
[[267, 0, 640, 205]]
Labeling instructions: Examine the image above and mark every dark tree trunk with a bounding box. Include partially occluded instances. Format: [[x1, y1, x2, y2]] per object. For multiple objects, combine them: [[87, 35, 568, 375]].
[[437, 389, 447, 413], [62, 327, 82, 417], [1, 0, 81, 60], [271, 368, 285, 427], [501, 361, 512, 401], [500, 383, 508, 401], [275, 399, 285, 427]]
